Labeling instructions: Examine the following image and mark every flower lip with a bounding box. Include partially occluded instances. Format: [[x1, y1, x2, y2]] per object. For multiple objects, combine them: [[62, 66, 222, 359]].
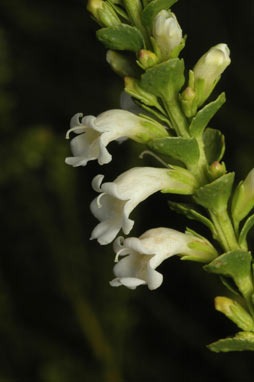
[[65, 109, 167, 167], [110, 227, 217, 290], [90, 167, 192, 245]]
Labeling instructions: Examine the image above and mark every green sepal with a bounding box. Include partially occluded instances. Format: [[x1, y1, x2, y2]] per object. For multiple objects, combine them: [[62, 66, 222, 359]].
[[239, 214, 254, 250], [220, 276, 240, 296], [168, 35, 186, 59], [124, 77, 165, 112], [203, 128, 225, 164], [184, 239, 218, 263], [140, 58, 185, 100], [168, 201, 217, 237], [193, 173, 234, 212], [96, 24, 144, 53], [149, 137, 200, 167], [204, 250, 253, 299], [189, 92, 226, 137], [135, 102, 171, 126], [97, 2, 121, 27], [107, 0, 129, 21], [208, 332, 254, 353], [162, 166, 198, 194], [141, 0, 178, 30]]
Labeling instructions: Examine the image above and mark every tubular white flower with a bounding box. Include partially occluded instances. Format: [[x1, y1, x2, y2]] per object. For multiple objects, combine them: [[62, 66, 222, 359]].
[[65, 110, 167, 167], [193, 43, 231, 104], [110, 227, 217, 290], [153, 10, 182, 60], [90, 167, 196, 245]]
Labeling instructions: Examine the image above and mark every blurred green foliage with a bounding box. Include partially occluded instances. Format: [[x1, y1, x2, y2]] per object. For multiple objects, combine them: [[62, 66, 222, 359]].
[[0, 0, 254, 381]]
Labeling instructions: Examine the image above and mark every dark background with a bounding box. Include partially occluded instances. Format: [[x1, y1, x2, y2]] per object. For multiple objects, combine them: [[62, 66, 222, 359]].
[[0, 0, 254, 381]]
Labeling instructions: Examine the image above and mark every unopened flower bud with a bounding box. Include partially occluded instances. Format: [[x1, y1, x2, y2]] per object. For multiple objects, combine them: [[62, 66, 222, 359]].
[[106, 50, 139, 78], [138, 49, 159, 69], [215, 296, 254, 331], [208, 161, 226, 180], [180, 86, 197, 117], [182, 86, 196, 101], [87, 0, 120, 27], [153, 10, 182, 61], [231, 168, 254, 227], [193, 43, 231, 106]]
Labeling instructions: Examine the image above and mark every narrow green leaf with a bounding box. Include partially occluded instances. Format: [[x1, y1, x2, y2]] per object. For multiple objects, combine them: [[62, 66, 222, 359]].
[[193, 173, 234, 212], [239, 214, 254, 249], [141, 0, 178, 28], [220, 276, 240, 296], [168, 201, 216, 236], [204, 250, 253, 298], [96, 24, 144, 53], [208, 332, 254, 353], [149, 137, 199, 167], [140, 58, 185, 99], [189, 93, 226, 137], [203, 128, 225, 164]]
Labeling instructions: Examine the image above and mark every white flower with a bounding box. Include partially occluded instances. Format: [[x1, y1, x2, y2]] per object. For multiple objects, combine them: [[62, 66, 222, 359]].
[[153, 10, 182, 60], [110, 227, 217, 290], [65, 110, 167, 167], [193, 43, 231, 105], [90, 167, 197, 245]]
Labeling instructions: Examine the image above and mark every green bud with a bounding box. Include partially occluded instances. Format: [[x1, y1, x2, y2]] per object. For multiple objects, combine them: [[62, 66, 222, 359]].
[[138, 49, 159, 69], [87, 0, 121, 27], [106, 50, 140, 78], [193, 43, 231, 107], [215, 296, 254, 331], [180, 86, 197, 117], [208, 161, 226, 181], [231, 169, 254, 229]]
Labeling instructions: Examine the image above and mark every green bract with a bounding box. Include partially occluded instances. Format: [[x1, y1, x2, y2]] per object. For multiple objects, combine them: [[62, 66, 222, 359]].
[[140, 58, 185, 99], [149, 136, 199, 167], [193, 173, 234, 212], [189, 93, 226, 137], [204, 250, 253, 299]]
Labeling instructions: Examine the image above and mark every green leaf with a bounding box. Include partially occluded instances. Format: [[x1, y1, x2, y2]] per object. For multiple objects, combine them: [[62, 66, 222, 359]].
[[204, 250, 253, 298], [149, 137, 199, 167], [193, 173, 234, 212], [168, 201, 217, 236], [203, 128, 225, 164], [140, 58, 185, 100], [239, 214, 254, 249], [189, 93, 226, 137], [208, 332, 254, 353], [141, 0, 178, 29], [96, 24, 144, 53]]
